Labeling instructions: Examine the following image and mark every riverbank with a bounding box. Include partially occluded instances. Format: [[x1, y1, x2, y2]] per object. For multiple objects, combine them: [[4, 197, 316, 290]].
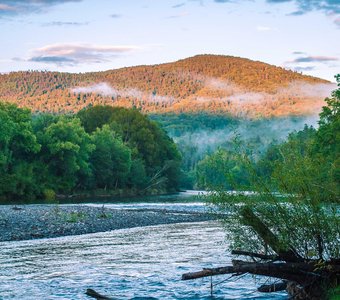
[[0, 204, 214, 242]]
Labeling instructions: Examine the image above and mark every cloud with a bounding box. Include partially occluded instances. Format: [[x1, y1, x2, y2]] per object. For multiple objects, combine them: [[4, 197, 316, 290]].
[[280, 82, 336, 98], [42, 21, 89, 26], [0, 4, 18, 11], [266, 0, 340, 15], [24, 43, 139, 66], [30, 56, 76, 64], [291, 56, 339, 63], [110, 14, 122, 18], [287, 10, 305, 16], [292, 51, 307, 55], [172, 3, 186, 8], [72, 83, 118, 96], [0, 0, 83, 17], [72, 82, 175, 104], [293, 66, 316, 72]]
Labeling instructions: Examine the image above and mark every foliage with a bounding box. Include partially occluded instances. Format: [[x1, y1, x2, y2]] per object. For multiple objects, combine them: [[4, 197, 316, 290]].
[[0, 104, 181, 202], [195, 148, 250, 190], [0, 103, 40, 200], [35, 116, 95, 192], [208, 75, 340, 262], [153, 112, 315, 189], [79, 106, 182, 191], [0, 55, 328, 117], [90, 125, 131, 189]]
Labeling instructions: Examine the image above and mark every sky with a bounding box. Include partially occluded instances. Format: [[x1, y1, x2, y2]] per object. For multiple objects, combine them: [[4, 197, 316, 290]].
[[0, 0, 339, 82]]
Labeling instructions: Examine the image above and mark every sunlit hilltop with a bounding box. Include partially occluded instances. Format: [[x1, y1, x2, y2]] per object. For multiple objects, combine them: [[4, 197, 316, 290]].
[[0, 55, 335, 117]]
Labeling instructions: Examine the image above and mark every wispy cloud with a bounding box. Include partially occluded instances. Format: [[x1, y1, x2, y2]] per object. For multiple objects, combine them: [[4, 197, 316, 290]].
[[110, 14, 122, 18], [291, 56, 339, 63], [284, 54, 339, 76], [172, 3, 186, 8], [266, 0, 340, 15], [292, 51, 307, 55], [292, 66, 315, 72], [72, 82, 176, 104], [21, 43, 139, 66], [42, 21, 89, 27], [0, 0, 83, 17], [0, 4, 18, 12]]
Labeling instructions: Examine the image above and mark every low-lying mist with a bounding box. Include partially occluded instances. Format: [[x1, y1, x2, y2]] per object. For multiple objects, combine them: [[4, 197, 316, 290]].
[[156, 114, 321, 171], [72, 79, 333, 170]]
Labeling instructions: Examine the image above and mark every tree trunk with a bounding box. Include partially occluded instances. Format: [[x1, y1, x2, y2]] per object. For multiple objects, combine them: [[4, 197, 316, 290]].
[[240, 207, 303, 263]]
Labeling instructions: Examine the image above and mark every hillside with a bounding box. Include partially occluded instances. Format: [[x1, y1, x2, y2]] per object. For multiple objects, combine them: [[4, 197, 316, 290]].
[[0, 54, 334, 117]]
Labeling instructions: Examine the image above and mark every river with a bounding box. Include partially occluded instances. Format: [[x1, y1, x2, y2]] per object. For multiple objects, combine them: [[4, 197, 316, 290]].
[[0, 193, 287, 299]]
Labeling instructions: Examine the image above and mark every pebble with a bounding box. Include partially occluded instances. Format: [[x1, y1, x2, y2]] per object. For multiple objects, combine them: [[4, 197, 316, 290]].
[[0, 205, 214, 242]]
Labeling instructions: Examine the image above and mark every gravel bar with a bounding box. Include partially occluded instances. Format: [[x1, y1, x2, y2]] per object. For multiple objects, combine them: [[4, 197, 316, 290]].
[[0, 205, 215, 242]]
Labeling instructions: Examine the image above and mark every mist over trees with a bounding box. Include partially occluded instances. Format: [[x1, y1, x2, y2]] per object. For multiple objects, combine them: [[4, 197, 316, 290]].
[[151, 113, 321, 189], [0, 105, 181, 203]]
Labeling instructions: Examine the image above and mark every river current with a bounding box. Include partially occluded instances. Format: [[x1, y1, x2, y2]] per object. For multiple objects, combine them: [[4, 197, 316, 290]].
[[0, 195, 287, 299]]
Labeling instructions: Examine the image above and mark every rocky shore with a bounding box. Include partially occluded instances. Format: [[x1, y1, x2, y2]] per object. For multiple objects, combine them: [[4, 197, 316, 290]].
[[0, 204, 214, 242]]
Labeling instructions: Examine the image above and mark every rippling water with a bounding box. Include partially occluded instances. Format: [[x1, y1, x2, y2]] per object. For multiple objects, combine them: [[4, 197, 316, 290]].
[[0, 220, 287, 299]]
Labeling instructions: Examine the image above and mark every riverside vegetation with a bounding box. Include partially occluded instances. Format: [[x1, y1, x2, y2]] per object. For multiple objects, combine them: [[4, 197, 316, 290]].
[[183, 75, 340, 299]]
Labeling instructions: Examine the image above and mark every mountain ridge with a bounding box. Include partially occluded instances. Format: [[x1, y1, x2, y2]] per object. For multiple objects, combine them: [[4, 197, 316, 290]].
[[0, 54, 334, 117]]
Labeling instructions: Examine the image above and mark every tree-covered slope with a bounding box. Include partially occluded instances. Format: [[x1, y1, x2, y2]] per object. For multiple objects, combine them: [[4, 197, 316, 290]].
[[0, 54, 333, 117]]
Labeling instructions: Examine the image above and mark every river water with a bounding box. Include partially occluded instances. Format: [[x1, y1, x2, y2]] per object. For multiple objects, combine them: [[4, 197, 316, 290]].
[[0, 195, 287, 299]]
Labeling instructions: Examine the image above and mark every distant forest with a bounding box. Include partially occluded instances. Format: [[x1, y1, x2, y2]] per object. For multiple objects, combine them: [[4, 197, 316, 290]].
[[151, 112, 319, 188]]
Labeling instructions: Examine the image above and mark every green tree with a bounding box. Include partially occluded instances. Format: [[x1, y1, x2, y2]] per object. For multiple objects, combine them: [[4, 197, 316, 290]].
[[36, 116, 94, 193], [196, 148, 250, 190], [77, 105, 118, 133], [315, 74, 340, 189], [0, 103, 40, 201], [79, 106, 182, 191], [90, 125, 131, 189]]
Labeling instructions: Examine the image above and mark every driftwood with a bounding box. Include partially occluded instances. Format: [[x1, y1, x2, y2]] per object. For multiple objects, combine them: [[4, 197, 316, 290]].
[[182, 259, 340, 299], [85, 289, 114, 300], [231, 250, 278, 261], [182, 259, 340, 282], [182, 208, 340, 299], [257, 281, 287, 292]]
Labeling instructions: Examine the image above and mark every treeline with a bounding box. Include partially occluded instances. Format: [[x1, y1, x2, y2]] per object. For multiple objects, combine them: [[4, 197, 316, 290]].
[[196, 124, 338, 194], [0, 104, 181, 203], [152, 113, 317, 188], [195, 75, 339, 197]]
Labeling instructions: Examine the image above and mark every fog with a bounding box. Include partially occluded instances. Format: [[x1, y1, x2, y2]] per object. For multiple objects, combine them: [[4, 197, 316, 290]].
[[171, 115, 320, 170]]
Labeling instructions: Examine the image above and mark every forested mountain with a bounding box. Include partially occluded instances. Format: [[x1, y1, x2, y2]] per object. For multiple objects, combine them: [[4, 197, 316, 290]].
[[0, 55, 333, 117]]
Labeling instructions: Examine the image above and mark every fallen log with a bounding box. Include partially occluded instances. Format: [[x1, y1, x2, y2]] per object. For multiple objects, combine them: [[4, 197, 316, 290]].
[[257, 281, 287, 293], [182, 266, 236, 280], [231, 250, 278, 261], [182, 260, 340, 284], [85, 289, 114, 300]]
